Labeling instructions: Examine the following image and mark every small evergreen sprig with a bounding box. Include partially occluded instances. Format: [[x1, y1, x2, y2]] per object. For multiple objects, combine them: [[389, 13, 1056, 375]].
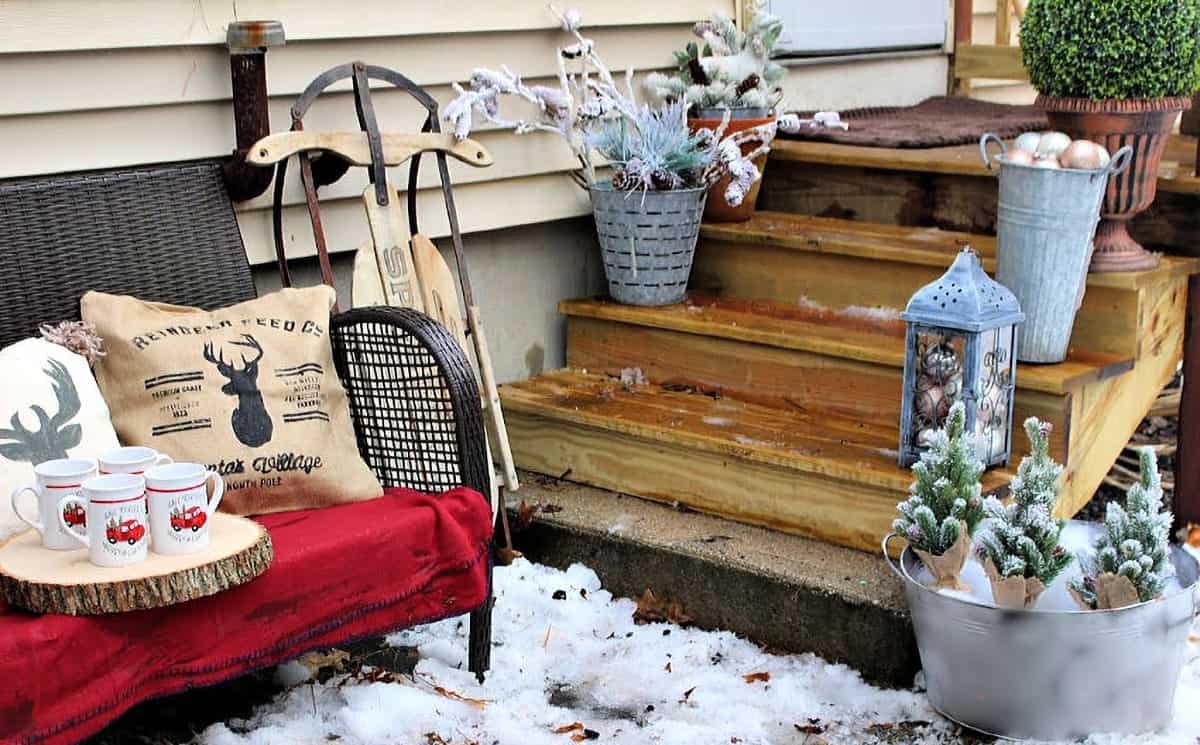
[[975, 418, 1072, 585], [893, 401, 986, 555], [1069, 448, 1174, 607]]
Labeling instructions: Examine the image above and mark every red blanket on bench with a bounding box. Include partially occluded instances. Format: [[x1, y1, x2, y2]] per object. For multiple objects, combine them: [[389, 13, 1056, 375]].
[[0, 486, 492, 745]]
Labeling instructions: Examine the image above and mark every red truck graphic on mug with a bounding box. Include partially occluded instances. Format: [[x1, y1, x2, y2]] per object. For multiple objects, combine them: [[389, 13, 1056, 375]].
[[105, 517, 145, 546], [170, 505, 207, 532]]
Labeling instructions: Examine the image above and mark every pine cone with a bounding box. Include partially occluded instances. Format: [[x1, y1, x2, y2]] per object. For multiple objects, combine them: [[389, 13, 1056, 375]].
[[687, 57, 710, 86], [735, 73, 761, 99], [611, 168, 639, 191], [650, 168, 676, 191]]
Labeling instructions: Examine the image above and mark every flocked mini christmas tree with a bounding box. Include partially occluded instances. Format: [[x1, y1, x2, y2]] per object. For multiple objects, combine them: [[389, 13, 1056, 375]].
[[1069, 447, 1174, 610], [975, 418, 1072, 608], [893, 400, 987, 589]]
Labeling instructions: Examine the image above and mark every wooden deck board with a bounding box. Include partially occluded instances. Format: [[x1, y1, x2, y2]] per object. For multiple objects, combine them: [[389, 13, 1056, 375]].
[[501, 369, 1011, 552], [560, 294, 1132, 395], [770, 134, 1200, 196], [699, 212, 1200, 292]]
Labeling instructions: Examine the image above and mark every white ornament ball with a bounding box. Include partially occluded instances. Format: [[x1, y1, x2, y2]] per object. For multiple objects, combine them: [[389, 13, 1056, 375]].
[[1036, 131, 1072, 159], [1005, 149, 1036, 167], [915, 383, 949, 422], [1014, 131, 1042, 154], [916, 428, 937, 448], [1059, 140, 1105, 170]]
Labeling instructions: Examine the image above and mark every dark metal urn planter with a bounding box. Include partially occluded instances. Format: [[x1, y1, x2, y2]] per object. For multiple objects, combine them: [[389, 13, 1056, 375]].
[[1037, 95, 1192, 273], [688, 107, 772, 223]]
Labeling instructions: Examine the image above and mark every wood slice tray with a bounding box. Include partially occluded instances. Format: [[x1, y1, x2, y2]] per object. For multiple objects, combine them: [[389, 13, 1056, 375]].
[[0, 513, 273, 615]]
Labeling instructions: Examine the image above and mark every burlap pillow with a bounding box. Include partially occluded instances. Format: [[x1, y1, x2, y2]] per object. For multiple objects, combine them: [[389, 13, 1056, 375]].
[[82, 286, 382, 515]]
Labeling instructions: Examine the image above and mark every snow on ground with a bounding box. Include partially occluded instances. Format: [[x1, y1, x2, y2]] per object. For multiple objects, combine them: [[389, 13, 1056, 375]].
[[199, 558, 1200, 745]]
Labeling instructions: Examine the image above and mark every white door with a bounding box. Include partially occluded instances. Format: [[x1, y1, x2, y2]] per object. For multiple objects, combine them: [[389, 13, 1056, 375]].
[[768, 0, 947, 56]]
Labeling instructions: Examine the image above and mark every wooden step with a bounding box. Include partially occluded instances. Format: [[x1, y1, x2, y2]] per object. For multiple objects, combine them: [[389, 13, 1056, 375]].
[[693, 211, 1200, 361], [759, 136, 1200, 258], [500, 369, 1010, 553], [562, 294, 1131, 396]]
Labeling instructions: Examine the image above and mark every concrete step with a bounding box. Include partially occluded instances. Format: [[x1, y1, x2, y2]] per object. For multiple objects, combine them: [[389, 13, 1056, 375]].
[[507, 472, 919, 688], [499, 368, 1010, 552]]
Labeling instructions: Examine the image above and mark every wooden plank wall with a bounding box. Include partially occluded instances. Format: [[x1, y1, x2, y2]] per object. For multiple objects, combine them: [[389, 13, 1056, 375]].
[[0, 0, 730, 261]]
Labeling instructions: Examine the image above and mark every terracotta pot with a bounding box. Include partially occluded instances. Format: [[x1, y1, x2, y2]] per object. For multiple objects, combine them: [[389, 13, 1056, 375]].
[[1038, 95, 1192, 272], [688, 110, 774, 223]]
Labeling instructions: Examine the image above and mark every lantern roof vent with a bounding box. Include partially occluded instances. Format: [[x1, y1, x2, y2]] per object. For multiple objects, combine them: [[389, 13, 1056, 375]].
[[901, 247, 1023, 332]]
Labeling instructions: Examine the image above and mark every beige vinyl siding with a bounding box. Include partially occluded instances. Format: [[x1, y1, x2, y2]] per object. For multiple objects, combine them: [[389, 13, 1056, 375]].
[[0, 2, 949, 381], [0, 1, 729, 252]]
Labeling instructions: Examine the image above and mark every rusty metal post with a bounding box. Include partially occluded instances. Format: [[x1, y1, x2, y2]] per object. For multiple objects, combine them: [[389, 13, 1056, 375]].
[[224, 20, 285, 201]]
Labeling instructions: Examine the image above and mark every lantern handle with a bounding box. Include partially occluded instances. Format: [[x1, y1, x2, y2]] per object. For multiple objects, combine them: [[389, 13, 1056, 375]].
[[979, 133, 1007, 173], [1093, 145, 1134, 183]]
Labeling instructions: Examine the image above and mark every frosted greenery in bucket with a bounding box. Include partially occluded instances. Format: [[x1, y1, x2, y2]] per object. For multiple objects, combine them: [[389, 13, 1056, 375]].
[[892, 401, 986, 590], [974, 418, 1072, 609]]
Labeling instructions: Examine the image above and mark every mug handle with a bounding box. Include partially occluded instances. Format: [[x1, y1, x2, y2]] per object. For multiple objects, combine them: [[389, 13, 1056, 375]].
[[154, 454, 174, 466], [10, 485, 44, 533], [205, 471, 224, 514], [56, 496, 89, 548]]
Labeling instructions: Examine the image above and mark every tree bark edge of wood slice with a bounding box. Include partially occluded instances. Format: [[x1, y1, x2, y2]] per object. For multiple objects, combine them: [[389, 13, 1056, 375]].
[[0, 514, 273, 616]]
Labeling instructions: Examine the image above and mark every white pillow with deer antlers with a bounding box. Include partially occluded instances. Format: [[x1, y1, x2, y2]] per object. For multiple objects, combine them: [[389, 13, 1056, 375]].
[[0, 338, 120, 540]]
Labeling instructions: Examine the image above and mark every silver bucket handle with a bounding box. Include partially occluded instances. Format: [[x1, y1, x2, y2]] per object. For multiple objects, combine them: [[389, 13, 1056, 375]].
[[979, 133, 1007, 173], [1094, 144, 1134, 182], [882, 532, 907, 579]]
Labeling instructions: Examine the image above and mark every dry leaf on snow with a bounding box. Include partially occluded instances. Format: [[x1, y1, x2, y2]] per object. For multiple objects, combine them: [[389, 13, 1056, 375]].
[[743, 671, 770, 684], [633, 589, 692, 626], [554, 722, 584, 734]]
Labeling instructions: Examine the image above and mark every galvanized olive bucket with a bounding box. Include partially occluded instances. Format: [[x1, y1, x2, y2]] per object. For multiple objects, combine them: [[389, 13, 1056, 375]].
[[980, 134, 1133, 363], [883, 530, 1198, 740], [590, 182, 707, 306]]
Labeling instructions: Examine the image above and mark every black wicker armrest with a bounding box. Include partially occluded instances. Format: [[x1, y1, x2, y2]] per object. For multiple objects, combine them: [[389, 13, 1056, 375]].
[[329, 306, 490, 500]]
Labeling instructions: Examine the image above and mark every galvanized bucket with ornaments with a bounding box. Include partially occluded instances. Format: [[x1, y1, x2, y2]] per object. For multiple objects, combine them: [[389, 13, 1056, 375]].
[[980, 134, 1132, 363], [884, 527, 1198, 740]]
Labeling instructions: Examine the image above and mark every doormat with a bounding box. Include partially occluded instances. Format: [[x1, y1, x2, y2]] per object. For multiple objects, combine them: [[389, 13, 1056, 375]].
[[782, 96, 1048, 149]]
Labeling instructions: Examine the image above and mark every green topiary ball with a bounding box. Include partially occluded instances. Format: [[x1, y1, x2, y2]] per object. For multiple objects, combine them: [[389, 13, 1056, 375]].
[[1021, 0, 1200, 100]]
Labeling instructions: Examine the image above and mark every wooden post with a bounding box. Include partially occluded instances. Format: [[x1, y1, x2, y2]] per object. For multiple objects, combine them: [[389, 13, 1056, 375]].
[[951, 0, 974, 95], [994, 0, 1012, 45], [954, 0, 973, 45], [1176, 275, 1200, 532]]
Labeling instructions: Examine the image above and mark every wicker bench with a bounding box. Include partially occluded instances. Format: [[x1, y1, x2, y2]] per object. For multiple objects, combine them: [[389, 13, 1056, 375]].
[[0, 161, 495, 744]]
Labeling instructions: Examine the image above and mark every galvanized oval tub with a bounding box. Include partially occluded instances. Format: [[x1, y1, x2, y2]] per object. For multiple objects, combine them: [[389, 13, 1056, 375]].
[[590, 182, 708, 306], [979, 134, 1132, 364], [884, 531, 1198, 741]]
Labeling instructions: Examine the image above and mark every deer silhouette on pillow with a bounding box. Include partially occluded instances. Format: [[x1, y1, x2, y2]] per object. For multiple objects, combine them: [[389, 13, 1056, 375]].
[[0, 359, 82, 465], [203, 334, 274, 447]]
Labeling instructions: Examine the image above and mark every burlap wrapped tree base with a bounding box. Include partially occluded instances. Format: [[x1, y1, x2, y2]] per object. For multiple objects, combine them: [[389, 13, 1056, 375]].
[[984, 557, 1048, 609], [914, 521, 971, 591], [0, 513, 272, 615], [1070, 572, 1143, 611]]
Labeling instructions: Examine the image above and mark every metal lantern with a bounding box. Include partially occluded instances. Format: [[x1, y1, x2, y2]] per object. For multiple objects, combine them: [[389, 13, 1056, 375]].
[[898, 247, 1024, 468]]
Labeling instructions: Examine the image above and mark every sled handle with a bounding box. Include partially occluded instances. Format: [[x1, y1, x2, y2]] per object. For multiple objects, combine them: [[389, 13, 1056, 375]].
[[882, 532, 907, 579], [1093, 144, 1134, 182], [979, 133, 1007, 173]]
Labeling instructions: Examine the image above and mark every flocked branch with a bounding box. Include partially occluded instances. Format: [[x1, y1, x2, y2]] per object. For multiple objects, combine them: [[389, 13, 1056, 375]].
[[442, 5, 787, 206]]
